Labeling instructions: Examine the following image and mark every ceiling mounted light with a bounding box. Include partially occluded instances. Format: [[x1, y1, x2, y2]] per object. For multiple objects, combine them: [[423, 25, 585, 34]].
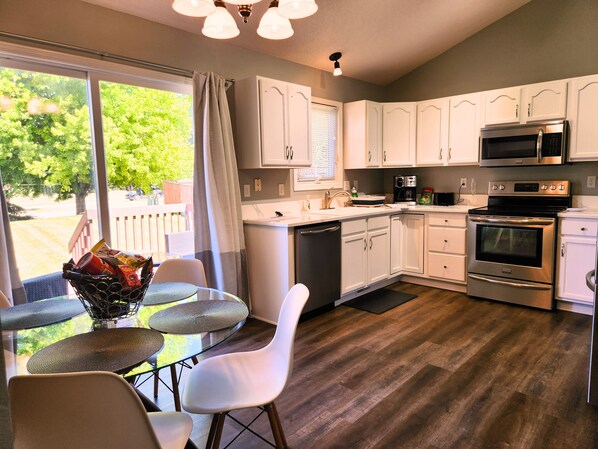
[[202, 0, 240, 39], [329, 52, 342, 76], [172, 0, 215, 17], [278, 0, 318, 19], [173, 0, 316, 40], [258, 1, 294, 40]]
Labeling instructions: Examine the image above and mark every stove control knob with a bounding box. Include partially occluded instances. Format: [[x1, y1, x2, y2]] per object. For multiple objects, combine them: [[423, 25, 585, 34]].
[[499, 184, 505, 190], [492, 185, 498, 190], [550, 184, 556, 190], [559, 184, 565, 191], [541, 184, 548, 190]]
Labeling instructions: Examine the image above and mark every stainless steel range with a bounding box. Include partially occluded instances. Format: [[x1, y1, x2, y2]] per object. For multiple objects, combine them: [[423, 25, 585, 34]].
[[467, 180, 571, 310]]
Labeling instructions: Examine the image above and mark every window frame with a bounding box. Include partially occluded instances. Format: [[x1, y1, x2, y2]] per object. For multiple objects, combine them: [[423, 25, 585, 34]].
[[293, 97, 343, 192]]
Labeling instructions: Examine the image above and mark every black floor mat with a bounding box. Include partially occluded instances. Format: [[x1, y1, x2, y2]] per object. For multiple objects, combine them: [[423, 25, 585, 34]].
[[342, 288, 417, 314]]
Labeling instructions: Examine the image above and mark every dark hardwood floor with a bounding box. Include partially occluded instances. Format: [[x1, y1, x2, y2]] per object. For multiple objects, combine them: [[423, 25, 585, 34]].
[[139, 282, 598, 448]]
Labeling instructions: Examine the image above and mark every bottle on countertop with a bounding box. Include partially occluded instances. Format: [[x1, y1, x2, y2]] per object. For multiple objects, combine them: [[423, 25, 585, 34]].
[[351, 186, 358, 197]]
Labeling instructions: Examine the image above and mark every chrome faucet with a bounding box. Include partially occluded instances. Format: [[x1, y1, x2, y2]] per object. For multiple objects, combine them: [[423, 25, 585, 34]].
[[321, 190, 352, 210]]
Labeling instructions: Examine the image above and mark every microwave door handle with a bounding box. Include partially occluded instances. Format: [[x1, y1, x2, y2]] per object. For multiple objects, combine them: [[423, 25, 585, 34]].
[[537, 128, 543, 163]]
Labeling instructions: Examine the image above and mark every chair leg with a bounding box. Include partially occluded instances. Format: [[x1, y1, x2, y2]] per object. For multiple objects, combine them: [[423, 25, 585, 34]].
[[191, 356, 199, 365], [206, 412, 226, 449], [265, 402, 288, 449], [169, 364, 181, 411], [153, 370, 160, 398]]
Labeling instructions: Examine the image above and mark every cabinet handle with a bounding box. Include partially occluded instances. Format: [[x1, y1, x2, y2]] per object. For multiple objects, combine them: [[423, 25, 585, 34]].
[[448, 148, 452, 160], [368, 151, 372, 162], [516, 104, 519, 118], [369, 238, 373, 250], [527, 103, 531, 117], [290, 146, 293, 160], [561, 243, 565, 257], [439, 148, 443, 160], [443, 265, 448, 269], [364, 239, 367, 251], [384, 150, 387, 162], [444, 219, 448, 223], [285, 145, 289, 159], [581, 227, 586, 231], [444, 239, 448, 243]]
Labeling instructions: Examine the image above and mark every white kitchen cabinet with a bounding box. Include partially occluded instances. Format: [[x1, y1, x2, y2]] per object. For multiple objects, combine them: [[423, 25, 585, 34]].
[[235, 76, 311, 168], [427, 213, 467, 283], [382, 102, 416, 166], [341, 216, 389, 294], [522, 80, 568, 123], [484, 87, 521, 126], [556, 218, 598, 305], [567, 75, 598, 161], [416, 98, 449, 166], [447, 93, 482, 165], [343, 100, 383, 168], [390, 214, 424, 275]]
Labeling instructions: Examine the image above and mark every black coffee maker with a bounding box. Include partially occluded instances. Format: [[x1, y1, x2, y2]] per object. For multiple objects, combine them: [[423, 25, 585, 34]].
[[393, 175, 417, 204]]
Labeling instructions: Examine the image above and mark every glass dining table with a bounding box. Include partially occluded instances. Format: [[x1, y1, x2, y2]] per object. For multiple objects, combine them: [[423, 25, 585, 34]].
[[2, 284, 248, 390]]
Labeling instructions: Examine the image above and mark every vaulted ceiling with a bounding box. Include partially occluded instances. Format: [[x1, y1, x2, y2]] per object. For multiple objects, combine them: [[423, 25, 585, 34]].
[[80, 0, 531, 86]]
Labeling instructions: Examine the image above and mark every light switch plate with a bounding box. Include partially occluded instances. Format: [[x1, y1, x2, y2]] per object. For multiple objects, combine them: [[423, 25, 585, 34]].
[[588, 176, 596, 188], [243, 184, 251, 197], [278, 183, 285, 196], [343, 181, 350, 191]]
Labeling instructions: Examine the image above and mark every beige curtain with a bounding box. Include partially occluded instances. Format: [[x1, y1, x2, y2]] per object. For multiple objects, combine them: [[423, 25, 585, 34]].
[[192, 72, 248, 303], [0, 172, 26, 306]]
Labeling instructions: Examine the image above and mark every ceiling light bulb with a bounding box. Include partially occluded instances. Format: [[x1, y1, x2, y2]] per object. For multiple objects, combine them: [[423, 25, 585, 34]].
[[257, 2, 294, 40], [333, 63, 342, 77], [172, 0, 215, 17], [202, 4, 240, 39], [278, 0, 318, 19]]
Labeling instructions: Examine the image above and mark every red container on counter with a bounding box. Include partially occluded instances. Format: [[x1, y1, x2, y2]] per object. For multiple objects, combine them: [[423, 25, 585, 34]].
[[76, 252, 116, 276]]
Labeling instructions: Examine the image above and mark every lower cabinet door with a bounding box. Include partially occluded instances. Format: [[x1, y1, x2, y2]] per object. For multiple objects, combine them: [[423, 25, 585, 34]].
[[557, 236, 596, 303], [367, 228, 390, 284], [428, 253, 466, 282], [341, 232, 368, 295]]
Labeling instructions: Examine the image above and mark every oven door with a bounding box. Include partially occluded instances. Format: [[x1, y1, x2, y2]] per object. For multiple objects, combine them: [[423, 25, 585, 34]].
[[467, 216, 555, 284]]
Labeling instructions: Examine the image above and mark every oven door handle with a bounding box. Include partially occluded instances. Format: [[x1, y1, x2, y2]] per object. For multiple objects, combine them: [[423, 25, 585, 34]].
[[468, 216, 554, 226], [585, 269, 596, 292], [468, 274, 552, 290]]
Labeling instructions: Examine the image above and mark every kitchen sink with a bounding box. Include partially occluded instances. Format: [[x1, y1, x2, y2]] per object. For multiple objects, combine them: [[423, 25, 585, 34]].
[[313, 207, 378, 216]]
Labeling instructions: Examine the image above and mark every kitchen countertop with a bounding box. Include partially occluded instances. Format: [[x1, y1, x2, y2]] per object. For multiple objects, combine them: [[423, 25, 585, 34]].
[[243, 204, 472, 227], [558, 208, 598, 219]]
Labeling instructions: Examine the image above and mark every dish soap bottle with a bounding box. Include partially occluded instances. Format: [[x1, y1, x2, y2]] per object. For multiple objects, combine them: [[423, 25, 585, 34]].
[[351, 186, 358, 197]]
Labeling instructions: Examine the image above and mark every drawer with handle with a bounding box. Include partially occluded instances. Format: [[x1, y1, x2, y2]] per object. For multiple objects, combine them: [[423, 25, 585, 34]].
[[428, 253, 466, 282], [560, 219, 598, 237], [428, 227, 466, 254]]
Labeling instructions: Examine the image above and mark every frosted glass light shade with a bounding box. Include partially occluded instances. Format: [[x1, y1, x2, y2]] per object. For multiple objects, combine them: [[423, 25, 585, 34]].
[[278, 0, 318, 19], [223, 0, 262, 4], [202, 6, 240, 39], [172, 0, 215, 17], [257, 7, 294, 40], [333, 67, 342, 77]]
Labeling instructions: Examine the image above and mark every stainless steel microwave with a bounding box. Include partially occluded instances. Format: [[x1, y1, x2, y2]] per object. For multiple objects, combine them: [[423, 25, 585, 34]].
[[479, 120, 568, 167]]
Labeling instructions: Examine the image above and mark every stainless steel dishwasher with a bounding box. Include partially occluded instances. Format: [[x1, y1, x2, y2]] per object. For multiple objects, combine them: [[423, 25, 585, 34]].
[[295, 221, 341, 314]]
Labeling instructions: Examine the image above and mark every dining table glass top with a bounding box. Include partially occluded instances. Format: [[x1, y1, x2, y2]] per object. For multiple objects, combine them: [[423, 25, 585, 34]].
[[1, 285, 247, 380]]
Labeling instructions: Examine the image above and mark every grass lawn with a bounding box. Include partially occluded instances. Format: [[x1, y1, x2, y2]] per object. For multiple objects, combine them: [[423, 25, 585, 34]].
[[10, 216, 82, 280]]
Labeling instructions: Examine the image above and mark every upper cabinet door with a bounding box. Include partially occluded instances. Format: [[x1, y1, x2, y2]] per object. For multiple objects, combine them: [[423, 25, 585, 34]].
[[286, 83, 312, 166], [416, 99, 448, 166], [522, 80, 568, 123], [366, 102, 383, 167], [382, 103, 416, 167], [484, 87, 520, 126], [448, 93, 482, 165], [259, 78, 289, 166], [568, 75, 598, 161]]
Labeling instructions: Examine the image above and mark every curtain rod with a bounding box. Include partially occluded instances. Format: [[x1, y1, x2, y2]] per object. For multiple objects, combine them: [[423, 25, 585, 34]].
[[0, 31, 235, 85]]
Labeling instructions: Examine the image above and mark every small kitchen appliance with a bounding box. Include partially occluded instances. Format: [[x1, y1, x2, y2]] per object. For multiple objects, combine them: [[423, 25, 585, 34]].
[[433, 192, 456, 206], [393, 175, 417, 205], [467, 180, 571, 310]]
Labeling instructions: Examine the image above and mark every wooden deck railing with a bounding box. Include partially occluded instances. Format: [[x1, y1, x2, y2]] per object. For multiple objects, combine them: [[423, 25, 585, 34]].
[[68, 203, 193, 263]]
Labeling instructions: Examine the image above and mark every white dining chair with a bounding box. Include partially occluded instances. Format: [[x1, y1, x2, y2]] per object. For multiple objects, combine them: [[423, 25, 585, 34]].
[[8, 371, 192, 449], [150, 258, 208, 410], [182, 283, 310, 449]]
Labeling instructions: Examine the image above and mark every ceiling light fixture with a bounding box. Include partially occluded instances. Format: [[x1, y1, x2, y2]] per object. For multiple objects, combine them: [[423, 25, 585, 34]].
[[172, 0, 317, 40], [329, 52, 342, 76]]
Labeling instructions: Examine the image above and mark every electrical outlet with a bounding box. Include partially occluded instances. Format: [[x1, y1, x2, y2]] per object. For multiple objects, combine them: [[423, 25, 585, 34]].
[[243, 184, 251, 198], [353, 180, 359, 190], [588, 176, 596, 188], [254, 178, 262, 192], [460, 178, 467, 188], [343, 180, 350, 191], [278, 183, 285, 196]]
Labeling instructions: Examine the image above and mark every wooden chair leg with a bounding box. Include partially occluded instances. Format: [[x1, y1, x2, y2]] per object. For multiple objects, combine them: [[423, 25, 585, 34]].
[[153, 370, 160, 398], [169, 364, 181, 411], [206, 412, 226, 449], [265, 402, 288, 449]]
